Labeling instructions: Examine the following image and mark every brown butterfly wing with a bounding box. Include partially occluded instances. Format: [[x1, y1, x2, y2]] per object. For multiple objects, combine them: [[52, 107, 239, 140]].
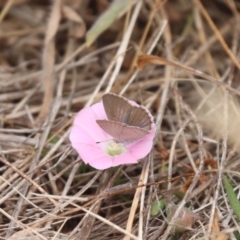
[[127, 106, 153, 130], [96, 120, 149, 143], [102, 93, 132, 123], [103, 93, 153, 129]]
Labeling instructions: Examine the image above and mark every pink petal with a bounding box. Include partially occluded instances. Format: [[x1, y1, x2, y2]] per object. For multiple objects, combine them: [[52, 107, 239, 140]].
[[73, 103, 109, 142], [111, 152, 138, 167], [128, 140, 153, 160], [128, 127, 155, 159], [88, 156, 114, 170], [91, 101, 108, 118], [69, 125, 95, 144], [71, 141, 116, 170], [72, 142, 105, 163]]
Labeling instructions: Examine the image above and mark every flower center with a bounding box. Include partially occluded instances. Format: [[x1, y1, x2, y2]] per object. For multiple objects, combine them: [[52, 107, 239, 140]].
[[106, 141, 125, 156]]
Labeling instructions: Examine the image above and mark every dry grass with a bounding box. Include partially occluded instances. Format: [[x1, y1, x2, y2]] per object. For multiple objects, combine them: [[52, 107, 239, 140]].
[[1, 0, 240, 239]]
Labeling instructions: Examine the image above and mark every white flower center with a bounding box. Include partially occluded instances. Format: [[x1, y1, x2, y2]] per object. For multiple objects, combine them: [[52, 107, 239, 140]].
[[106, 141, 125, 156]]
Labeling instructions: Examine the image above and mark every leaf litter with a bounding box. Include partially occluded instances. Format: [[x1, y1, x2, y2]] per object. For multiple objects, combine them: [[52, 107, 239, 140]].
[[1, 0, 240, 239]]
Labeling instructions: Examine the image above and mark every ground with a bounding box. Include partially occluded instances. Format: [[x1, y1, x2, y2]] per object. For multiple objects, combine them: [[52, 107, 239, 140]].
[[0, 0, 240, 239]]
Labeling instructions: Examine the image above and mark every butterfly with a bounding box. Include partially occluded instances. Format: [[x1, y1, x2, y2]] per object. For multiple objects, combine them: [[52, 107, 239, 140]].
[[96, 93, 153, 144]]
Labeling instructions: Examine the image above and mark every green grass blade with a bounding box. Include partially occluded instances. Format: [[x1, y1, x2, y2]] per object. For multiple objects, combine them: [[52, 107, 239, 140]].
[[223, 175, 240, 221], [86, 0, 135, 46]]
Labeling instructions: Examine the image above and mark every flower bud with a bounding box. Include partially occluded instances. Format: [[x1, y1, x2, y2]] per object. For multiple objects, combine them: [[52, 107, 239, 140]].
[[167, 205, 195, 233], [151, 199, 166, 216]]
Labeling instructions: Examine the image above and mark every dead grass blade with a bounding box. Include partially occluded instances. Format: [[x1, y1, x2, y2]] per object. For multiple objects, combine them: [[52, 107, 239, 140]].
[[0, 157, 60, 209], [36, 0, 61, 124], [137, 54, 240, 96], [62, 5, 86, 39], [211, 209, 228, 240], [194, 0, 240, 70]]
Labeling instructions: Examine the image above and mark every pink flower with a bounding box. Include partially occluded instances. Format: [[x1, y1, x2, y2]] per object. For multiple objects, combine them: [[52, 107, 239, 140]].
[[69, 99, 155, 170]]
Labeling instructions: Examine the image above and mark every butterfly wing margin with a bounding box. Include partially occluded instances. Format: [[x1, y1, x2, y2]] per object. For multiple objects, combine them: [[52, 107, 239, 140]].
[[127, 106, 153, 131]]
